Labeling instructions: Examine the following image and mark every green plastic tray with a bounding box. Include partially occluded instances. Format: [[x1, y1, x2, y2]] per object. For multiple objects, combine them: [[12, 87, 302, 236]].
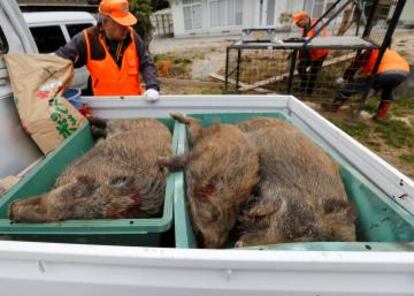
[[173, 112, 414, 251], [0, 119, 179, 246]]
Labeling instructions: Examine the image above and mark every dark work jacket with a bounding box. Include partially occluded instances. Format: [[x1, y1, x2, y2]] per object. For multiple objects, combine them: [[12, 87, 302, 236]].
[[55, 25, 159, 91]]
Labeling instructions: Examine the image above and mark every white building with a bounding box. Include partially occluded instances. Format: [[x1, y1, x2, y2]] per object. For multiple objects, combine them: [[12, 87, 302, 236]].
[[400, 0, 414, 26], [168, 0, 341, 37]]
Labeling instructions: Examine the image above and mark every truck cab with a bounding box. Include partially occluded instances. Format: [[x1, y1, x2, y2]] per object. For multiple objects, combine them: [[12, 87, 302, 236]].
[[1, 5, 97, 179], [23, 11, 96, 89], [0, 0, 42, 178]]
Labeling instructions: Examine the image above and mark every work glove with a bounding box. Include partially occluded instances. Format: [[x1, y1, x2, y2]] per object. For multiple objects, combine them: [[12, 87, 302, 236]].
[[144, 89, 160, 103], [335, 77, 345, 84]]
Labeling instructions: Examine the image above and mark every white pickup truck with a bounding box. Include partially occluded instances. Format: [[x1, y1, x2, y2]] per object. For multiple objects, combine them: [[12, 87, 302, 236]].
[[0, 1, 414, 295], [23, 11, 96, 90]]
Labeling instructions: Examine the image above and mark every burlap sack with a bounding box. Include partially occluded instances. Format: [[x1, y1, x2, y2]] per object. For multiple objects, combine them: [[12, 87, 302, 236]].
[[0, 175, 21, 197], [4, 53, 86, 154]]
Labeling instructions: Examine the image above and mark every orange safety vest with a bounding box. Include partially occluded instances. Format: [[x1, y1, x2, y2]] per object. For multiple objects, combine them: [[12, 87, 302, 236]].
[[301, 19, 329, 61], [83, 27, 144, 96], [361, 49, 410, 76]]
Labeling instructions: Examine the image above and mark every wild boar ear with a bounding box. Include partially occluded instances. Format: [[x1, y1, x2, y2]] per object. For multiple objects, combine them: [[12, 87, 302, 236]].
[[88, 116, 108, 128], [322, 198, 357, 221], [157, 153, 192, 172], [241, 197, 280, 219], [345, 202, 358, 221], [91, 126, 107, 139], [108, 176, 136, 196], [109, 176, 135, 188], [77, 175, 96, 185], [88, 116, 108, 139], [73, 175, 99, 197]]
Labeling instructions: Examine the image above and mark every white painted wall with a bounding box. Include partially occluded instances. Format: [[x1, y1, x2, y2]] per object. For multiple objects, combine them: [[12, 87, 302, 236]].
[[170, 0, 207, 36], [242, 0, 255, 29], [252, 0, 304, 27], [170, 0, 249, 37], [169, 1, 184, 37], [400, 0, 414, 25], [169, 0, 302, 38]]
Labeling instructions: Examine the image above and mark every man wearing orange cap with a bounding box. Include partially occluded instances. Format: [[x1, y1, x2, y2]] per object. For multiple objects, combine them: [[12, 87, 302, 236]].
[[56, 0, 159, 102], [292, 11, 329, 96]]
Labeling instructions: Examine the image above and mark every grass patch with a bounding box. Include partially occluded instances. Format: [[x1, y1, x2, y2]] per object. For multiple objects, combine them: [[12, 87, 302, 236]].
[[391, 97, 414, 116], [374, 119, 414, 148], [200, 87, 223, 95], [363, 139, 382, 150], [363, 97, 378, 114], [399, 154, 414, 164], [154, 54, 192, 65], [363, 103, 377, 114], [191, 53, 206, 60], [330, 119, 371, 141], [154, 54, 193, 78]]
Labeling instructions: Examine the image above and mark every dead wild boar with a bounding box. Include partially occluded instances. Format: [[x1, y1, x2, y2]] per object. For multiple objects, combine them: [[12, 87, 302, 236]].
[[236, 118, 356, 247], [9, 118, 172, 223], [159, 113, 259, 248]]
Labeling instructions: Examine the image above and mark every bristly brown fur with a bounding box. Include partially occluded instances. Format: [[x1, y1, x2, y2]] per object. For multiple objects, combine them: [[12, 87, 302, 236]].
[[9, 118, 172, 223], [235, 118, 357, 247], [164, 113, 259, 248]]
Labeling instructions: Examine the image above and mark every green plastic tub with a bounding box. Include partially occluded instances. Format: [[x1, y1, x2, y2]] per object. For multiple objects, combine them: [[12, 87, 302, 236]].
[[174, 112, 414, 251], [0, 119, 179, 246]]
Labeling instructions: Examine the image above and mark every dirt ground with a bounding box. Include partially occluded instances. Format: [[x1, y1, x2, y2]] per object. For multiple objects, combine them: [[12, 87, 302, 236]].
[[153, 46, 230, 81], [151, 30, 414, 178]]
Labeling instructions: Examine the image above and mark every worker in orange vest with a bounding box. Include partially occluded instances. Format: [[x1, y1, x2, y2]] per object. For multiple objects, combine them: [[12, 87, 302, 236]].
[[56, 0, 159, 102], [325, 48, 409, 120], [293, 11, 329, 95]]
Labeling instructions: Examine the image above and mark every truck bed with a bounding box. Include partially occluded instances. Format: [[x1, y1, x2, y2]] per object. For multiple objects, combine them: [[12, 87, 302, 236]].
[[1, 94, 413, 295]]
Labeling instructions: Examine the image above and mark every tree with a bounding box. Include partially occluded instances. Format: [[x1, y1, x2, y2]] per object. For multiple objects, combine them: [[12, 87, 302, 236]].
[[128, 0, 154, 49], [151, 0, 169, 10]]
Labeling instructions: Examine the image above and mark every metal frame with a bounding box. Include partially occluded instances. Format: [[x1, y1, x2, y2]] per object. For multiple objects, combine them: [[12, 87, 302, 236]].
[[224, 0, 407, 117], [362, 0, 380, 39], [303, 0, 354, 46], [354, 0, 366, 36], [307, 0, 343, 32], [224, 36, 376, 94], [287, 49, 298, 93]]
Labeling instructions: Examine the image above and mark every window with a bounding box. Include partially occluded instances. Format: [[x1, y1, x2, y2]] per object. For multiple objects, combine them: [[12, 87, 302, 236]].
[[325, 0, 339, 18], [0, 25, 9, 54], [209, 0, 243, 28], [313, 0, 325, 18], [304, 0, 338, 19], [228, 0, 243, 26], [183, 0, 202, 31], [209, 0, 225, 27], [30, 26, 66, 53], [266, 0, 275, 26], [303, 0, 314, 15], [66, 23, 94, 38]]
